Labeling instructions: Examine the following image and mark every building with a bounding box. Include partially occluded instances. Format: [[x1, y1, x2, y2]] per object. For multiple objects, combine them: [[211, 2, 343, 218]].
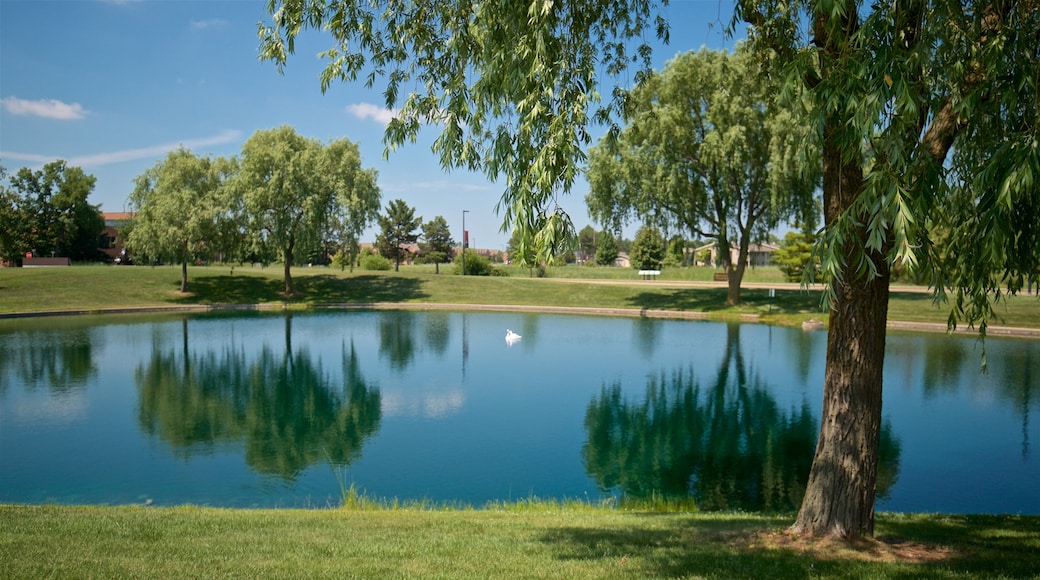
[[689, 241, 779, 267], [100, 212, 133, 261]]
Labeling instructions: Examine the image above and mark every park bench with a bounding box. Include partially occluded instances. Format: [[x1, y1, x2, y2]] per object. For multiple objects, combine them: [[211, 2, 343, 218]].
[[638, 269, 661, 280], [713, 271, 728, 282]]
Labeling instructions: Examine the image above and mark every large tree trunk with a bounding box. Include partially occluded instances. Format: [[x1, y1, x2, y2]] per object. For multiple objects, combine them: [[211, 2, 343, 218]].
[[791, 111, 891, 538]]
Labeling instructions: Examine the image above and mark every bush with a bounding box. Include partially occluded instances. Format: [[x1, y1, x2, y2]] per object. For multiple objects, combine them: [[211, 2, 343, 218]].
[[453, 251, 494, 276], [360, 254, 392, 271], [331, 249, 351, 271]]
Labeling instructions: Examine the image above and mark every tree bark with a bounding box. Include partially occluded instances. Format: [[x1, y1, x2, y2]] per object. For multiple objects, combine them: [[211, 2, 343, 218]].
[[726, 228, 751, 306], [283, 246, 295, 296], [791, 105, 891, 538]]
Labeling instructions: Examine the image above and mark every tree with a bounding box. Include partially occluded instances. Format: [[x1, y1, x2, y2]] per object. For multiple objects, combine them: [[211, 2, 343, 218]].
[[325, 139, 382, 273], [260, 0, 1039, 539], [259, 0, 666, 264], [237, 126, 377, 294], [732, 0, 1040, 537], [0, 165, 25, 263], [577, 225, 598, 264], [375, 199, 421, 272], [128, 149, 230, 291], [630, 226, 665, 270], [594, 230, 619, 266], [419, 216, 455, 274], [772, 230, 818, 283], [586, 45, 818, 305], [8, 160, 104, 261]]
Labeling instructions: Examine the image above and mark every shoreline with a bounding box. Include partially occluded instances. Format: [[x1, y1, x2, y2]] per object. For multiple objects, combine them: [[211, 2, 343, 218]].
[[2, 300, 1038, 339]]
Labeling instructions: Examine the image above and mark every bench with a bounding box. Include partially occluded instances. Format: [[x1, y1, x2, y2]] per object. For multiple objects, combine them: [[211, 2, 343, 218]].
[[713, 271, 728, 282], [638, 269, 661, 280]]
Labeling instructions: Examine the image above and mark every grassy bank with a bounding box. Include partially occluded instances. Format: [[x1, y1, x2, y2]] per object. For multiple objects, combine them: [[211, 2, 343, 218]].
[[2, 264, 1039, 330], [2, 504, 1039, 579]]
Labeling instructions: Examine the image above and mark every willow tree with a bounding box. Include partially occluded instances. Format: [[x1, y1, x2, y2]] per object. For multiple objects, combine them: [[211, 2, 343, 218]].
[[128, 148, 227, 292], [259, 0, 1039, 539], [238, 126, 379, 295], [259, 0, 668, 261], [731, 0, 1040, 537], [586, 45, 818, 304]]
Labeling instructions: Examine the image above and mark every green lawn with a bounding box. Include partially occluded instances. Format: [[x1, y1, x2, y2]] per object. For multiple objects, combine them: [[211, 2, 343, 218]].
[[3, 264, 1039, 330], [2, 505, 1038, 579]]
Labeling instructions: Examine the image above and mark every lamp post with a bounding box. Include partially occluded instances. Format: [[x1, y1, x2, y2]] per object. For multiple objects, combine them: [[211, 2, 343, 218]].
[[462, 210, 469, 276]]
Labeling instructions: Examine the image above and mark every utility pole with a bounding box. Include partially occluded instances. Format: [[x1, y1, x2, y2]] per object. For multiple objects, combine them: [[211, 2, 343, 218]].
[[462, 210, 469, 276]]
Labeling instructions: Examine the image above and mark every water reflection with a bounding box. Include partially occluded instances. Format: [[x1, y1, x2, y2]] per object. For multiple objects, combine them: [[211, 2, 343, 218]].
[[380, 310, 416, 370], [0, 326, 97, 395], [135, 316, 381, 480], [583, 324, 901, 511]]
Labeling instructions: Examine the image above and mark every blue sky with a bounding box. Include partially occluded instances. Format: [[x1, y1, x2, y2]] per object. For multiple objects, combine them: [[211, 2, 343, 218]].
[[1, 0, 738, 250]]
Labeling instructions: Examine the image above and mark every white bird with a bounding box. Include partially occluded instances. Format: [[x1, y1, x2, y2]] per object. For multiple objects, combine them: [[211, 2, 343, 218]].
[[505, 329, 522, 343]]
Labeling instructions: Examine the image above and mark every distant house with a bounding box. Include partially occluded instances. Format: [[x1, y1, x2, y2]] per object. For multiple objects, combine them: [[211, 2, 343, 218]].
[[689, 241, 779, 267], [100, 212, 133, 261]]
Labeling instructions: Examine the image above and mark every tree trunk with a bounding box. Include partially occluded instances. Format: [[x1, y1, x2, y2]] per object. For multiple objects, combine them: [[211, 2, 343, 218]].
[[791, 111, 891, 539], [181, 260, 188, 293], [283, 246, 295, 296], [726, 227, 752, 306]]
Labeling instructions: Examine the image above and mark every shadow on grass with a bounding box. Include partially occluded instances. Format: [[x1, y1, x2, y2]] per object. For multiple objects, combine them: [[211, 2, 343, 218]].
[[626, 288, 826, 314], [541, 513, 1040, 578], [539, 516, 816, 578], [877, 514, 1040, 578], [172, 274, 429, 305]]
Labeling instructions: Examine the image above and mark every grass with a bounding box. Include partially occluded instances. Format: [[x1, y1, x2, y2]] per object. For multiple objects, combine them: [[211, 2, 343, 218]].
[[2, 263, 1039, 330], [2, 505, 1038, 579]]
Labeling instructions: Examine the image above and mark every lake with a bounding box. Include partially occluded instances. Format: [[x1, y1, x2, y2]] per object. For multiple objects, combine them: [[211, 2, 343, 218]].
[[1, 309, 1036, 514]]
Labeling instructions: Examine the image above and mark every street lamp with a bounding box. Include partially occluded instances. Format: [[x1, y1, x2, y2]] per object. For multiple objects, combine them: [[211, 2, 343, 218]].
[[462, 210, 469, 276]]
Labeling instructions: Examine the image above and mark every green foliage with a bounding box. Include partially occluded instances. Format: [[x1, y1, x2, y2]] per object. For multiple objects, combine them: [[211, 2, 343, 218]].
[[586, 44, 818, 283], [330, 249, 351, 271], [453, 251, 494, 276], [360, 253, 392, 271], [375, 199, 421, 272], [258, 0, 667, 264], [630, 226, 665, 270], [772, 231, 818, 283], [0, 165, 24, 262], [5, 160, 104, 261], [594, 230, 619, 266], [237, 126, 379, 294], [577, 225, 597, 263], [419, 216, 455, 269], [128, 148, 227, 291]]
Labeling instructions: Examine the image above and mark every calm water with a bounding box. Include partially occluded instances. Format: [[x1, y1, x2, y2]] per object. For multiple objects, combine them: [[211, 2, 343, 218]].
[[0, 310, 1036, 514]]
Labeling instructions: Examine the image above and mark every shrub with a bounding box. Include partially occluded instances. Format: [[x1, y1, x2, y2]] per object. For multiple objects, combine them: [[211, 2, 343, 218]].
[[453, 251, 493, 275], [360, 253, 392, 271]]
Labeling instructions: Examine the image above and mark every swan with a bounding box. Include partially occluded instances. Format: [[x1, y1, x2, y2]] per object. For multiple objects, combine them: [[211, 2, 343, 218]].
[[505, 329, 522, 343]]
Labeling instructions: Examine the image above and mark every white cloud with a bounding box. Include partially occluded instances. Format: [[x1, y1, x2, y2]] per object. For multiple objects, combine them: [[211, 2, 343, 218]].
[[0, 129, 243, 167], [1, 96, 87, 120], [346, 102, 397, 125], [191, 18, 228, 30]]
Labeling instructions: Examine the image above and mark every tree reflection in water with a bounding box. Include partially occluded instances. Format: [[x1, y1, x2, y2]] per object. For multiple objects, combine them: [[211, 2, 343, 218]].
[[0, 327, 97, 396], [583, 324, 901, 511], [135, 316, 381, 480]]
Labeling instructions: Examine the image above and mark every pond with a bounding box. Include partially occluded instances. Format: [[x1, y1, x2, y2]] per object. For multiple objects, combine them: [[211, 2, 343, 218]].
[[0, 310, 1036, 514]]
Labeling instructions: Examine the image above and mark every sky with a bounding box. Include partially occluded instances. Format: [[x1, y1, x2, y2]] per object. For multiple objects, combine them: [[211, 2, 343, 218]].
[[1, 0, 739, 250]]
